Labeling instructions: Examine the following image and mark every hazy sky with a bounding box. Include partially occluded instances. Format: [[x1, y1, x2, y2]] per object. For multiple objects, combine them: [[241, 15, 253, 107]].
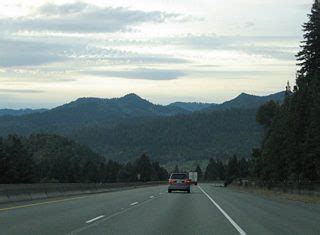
[[0, 0, 314, 108]]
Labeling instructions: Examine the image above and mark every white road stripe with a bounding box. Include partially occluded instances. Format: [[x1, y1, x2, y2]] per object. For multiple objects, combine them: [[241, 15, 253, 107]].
[[130, 202, 138, 206], [70, 197, 158, 234], [198, 185, 247, 235], [85, 215, 105, 224]]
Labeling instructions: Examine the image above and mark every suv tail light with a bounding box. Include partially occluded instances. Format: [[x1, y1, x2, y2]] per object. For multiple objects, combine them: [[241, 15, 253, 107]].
[[169, 179, 175, 185], [186, 179, 192, 185]]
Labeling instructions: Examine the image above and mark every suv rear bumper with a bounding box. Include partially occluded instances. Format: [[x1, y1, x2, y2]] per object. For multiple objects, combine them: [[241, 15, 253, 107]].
[[168, 184, 190, 191]]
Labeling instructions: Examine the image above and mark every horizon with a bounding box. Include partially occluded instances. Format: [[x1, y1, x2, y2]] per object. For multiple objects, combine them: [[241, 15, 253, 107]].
[[0, 90, 285, 110], [0, 0, 313, 108]]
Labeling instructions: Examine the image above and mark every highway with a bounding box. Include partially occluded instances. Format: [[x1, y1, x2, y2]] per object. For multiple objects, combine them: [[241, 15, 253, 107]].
[[1, 184, 320, 235]]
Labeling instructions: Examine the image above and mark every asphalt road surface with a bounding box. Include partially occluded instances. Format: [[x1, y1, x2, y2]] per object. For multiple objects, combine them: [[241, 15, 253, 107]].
[[1, 184, 320, 235]]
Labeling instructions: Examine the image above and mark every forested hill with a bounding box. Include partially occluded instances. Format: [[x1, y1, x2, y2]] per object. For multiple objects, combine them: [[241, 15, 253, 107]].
[[0, 134, 168, 183], [0, 93, 188, 136], [206, 91, 285, 111], [0, 109, 47, 117], [168, 91, 284, 112], [0, 92, 284, 163], [168, 102, 213, 111], [69, 108, 263, 163]]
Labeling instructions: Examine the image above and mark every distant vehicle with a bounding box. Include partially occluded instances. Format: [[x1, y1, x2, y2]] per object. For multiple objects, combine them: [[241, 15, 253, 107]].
[[189, 172, 198, 185], [168, 173, 191, 193]]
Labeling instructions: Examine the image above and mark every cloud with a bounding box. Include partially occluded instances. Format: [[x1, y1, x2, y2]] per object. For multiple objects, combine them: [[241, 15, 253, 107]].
[[243, 47, 296, 60], [0, 38, 68, 67], [0, 2, 188, 34], [0, 37, 189, 68], [0, 89, 44, 94], [244, 21, 255, 28], [85, 68, 186, 80], [192, 69, 288, 78], [161, 35, 299, 61]]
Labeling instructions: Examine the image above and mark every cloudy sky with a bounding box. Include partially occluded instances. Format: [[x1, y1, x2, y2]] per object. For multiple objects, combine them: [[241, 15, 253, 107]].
[[0, 0, 314, 108]]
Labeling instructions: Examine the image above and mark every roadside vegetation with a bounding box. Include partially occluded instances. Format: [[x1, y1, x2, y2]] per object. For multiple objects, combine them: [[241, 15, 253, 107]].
[[0, 134, 168, 183], [251, 0, 320, 183]]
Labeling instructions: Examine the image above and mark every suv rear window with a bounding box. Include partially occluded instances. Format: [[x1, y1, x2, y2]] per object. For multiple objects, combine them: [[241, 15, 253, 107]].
[[170, 173, 188, 179]]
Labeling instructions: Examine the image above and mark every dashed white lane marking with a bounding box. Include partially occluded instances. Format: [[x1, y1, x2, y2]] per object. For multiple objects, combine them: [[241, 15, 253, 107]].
[[70, 197, 157, 234], [150, 196, 154, 199], [198, 185, 247, 235], [130, 202, 138, 206], [86, 215, 105, 224]]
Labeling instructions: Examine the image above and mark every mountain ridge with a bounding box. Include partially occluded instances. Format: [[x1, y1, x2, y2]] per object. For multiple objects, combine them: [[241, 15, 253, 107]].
[[0, 108, 48, 117], [168, 91, 284, 112], [0, 91, 285, 163]]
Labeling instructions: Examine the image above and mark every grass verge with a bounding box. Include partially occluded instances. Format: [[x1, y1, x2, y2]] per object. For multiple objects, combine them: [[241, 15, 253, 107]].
[[230, 185, 320, 204]]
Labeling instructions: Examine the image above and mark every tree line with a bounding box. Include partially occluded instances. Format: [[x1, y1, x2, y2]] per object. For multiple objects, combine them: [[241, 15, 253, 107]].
[[173, 155, 250, 183], [0, 134, 168, 184], [251, 0, 320, 182]]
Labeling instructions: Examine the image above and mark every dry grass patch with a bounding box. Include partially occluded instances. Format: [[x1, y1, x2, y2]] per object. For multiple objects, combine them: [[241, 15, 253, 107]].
[[231, 185, 320, 204]]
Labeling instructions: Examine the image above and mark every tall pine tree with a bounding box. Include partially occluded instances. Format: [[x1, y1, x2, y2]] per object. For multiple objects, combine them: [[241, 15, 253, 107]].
[[295, 0, 320, 181], [257, 0, 320, 182]]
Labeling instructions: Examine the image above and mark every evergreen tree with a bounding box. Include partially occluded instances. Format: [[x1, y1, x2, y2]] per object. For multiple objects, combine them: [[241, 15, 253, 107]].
[[205, 159, 215, 180], [204, 159, 217, 180], [295, 0, 320, 181], [256, 1, 320, 182], [106, 160, 122, 182], [174, 165, 179, 173], [250, 148, 262, 178], [2, 135, 34, 183], [117, 162, 135, 182], [226, 155, 239, 180], [216, 160, 226, 180], [0, 133, 169, 183], [151, 161, 168, 181], [195, 164, 203, 180], [0, 138, 9, 183], [135, 153, 152, 182], [238, 158, 249, 178], [204, 159, 226, 180], [296, 0, 320, 81], [256, 101, 280, 129]]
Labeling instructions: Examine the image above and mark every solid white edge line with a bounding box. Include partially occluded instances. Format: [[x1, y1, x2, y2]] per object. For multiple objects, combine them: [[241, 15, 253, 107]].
[[198, 185, 247, 235], [130, 202, 138, 206], [86, 215, 105, 224]]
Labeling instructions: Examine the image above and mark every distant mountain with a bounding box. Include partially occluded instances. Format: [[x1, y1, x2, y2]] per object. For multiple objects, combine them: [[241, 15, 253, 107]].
[[0, 91, 283, 163], [0, 108, 47, 117], [168, 102, 213, 111], [167, 92, 285, 112], [206, 91, 285, 111], [70, 108, 262, 163], [0, 93, 188, 135]]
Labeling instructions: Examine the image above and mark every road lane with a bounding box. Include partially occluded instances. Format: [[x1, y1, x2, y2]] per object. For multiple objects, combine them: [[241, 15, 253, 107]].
[[0, 185, 167, 235], [0, 183, 320, 234], [74, 186, 237, 235], [199, 185, 246, 235], [200, 184, 320, 235], [86, 215, 105, 224]]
